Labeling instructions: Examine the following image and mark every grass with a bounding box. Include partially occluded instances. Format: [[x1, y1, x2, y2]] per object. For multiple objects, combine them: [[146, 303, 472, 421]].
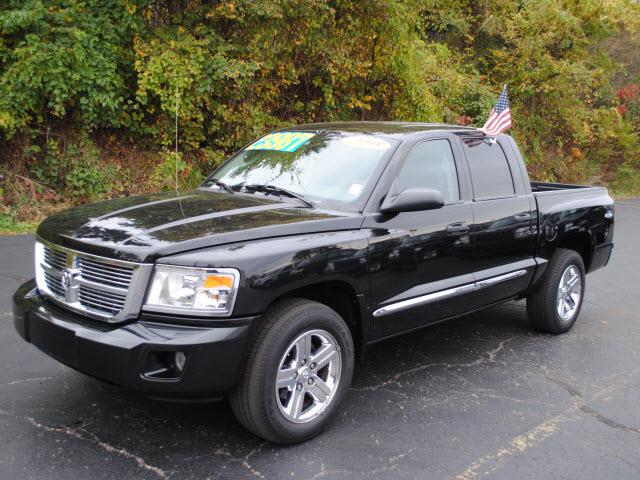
[[611, 194, 640, 200], [0, 215, 39, 235], [610, 188, 640, 200]]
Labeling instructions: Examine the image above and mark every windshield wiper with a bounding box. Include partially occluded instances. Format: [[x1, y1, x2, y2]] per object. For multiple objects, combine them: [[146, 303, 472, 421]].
[[242, 184, 313, 208], [209, 178, 234, 194]]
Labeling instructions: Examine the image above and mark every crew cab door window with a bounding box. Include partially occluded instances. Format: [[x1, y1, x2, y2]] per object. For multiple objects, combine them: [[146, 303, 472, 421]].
[[462, 137, 535, 310], [396, 139, 460, 202], [464, 140, 515, 200]]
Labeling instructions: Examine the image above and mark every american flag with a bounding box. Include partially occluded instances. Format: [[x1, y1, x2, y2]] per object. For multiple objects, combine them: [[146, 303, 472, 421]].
[[481, 85, 512, 136]]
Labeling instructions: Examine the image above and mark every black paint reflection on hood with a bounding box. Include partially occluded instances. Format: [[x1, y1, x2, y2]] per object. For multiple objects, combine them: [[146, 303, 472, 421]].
[[36, 189, 359, 261]]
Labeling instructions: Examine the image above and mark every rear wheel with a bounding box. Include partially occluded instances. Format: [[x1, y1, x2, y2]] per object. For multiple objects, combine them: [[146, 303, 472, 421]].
[[230, 298, 354, 443], [527, 248, 585, 334]]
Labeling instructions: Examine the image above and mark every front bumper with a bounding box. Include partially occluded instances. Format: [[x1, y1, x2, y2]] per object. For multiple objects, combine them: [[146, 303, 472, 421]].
[[12, 280, 258, 399]]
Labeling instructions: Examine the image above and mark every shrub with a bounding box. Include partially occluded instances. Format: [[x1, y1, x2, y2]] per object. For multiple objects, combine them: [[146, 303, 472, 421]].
[[0, 0, 639, 230]]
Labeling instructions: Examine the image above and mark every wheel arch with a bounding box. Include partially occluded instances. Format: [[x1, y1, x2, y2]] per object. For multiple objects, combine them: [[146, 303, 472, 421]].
[[261, 280, 367, 360], [557, 231, 593, 272]]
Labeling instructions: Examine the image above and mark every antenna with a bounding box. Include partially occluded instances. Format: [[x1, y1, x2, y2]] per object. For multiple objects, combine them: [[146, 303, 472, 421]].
[[173, 84, 185, 217], [174, 84, 180, 196]]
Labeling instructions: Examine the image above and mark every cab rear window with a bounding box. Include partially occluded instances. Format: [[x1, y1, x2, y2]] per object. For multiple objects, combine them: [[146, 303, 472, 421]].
[[463, 140, 515, 200]]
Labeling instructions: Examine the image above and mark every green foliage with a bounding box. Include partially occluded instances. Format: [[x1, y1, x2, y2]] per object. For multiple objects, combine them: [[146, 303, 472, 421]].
[[148, 151, 204, 192], [1, 0, 640, 231], [0, 0, 140, 135], [27, 136, 115, 201], [134, 29, 260, 148], [0, 213, 38, 234], [63, 140, 117, 201], [610, 161, 640, 198]]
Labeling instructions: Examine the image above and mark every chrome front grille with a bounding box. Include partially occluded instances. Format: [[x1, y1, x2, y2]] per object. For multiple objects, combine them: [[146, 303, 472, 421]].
[[78, 286, 126, 315], [44, 270, 65, 297], [35, 239, 152, 322], [44, 247, 67, 271], [77, 257, 134, 289]]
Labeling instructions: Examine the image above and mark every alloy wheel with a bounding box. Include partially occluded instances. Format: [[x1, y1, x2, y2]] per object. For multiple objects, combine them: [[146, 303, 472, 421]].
[[275, 329, 342, 423], [556, 264, 582, 322]]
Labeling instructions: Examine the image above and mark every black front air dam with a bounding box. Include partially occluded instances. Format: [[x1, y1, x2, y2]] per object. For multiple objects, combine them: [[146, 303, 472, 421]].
[[12, 280, 258, 399]]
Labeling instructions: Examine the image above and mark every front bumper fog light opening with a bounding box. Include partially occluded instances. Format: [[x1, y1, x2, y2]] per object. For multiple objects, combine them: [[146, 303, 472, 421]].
[[142, 351, 186, 381], [175, 351, 186, 371]]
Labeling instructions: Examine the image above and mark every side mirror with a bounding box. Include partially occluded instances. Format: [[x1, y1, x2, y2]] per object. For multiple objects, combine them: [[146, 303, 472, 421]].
[[380, 187, 445, 214]]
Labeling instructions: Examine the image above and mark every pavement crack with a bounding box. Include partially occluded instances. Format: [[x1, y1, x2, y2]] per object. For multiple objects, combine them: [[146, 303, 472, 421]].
[[206, 444, 270, 480], [544, 374, 639, 433], [453, 367, 640, 480], [368, 447, 416, 475], [353, 337, 516, 393], [241, 442, 268, 479], [0, 376, 56, 387], [303, 460, 351, 480], [0, 272, 27, 282], [0, 408, 168, 479], [486, 338, 512, 361], [469, 390, 552, 406], [304, 448, 416, 479], [545, 375, 583, 398], [78, 427, 171, 478], [579, 405, 640, 434]]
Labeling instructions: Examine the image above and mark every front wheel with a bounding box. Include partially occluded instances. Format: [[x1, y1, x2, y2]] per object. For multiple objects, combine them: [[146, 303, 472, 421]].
[[527, 248, 586, 334], [230, 299, 354, 443]]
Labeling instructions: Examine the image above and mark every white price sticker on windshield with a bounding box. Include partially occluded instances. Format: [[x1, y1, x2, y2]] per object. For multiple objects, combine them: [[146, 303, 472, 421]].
[[348, 183, 364, 197], [341, 136, 390, 150]]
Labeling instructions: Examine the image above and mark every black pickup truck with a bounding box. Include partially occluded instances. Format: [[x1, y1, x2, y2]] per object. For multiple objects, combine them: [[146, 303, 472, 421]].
[[13, 122, 614, 443]]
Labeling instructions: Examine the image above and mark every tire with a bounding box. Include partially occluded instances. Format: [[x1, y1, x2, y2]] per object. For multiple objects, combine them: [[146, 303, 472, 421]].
[[229, 298, 355, 443], [527, 248, 586, 334]]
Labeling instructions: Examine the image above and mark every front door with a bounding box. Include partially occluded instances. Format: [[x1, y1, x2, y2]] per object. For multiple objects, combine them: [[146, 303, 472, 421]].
[[366, 138, 475, 341]]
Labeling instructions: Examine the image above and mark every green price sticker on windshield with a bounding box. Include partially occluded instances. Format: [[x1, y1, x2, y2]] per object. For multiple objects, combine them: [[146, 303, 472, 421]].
[[246, 132, 315, 153]]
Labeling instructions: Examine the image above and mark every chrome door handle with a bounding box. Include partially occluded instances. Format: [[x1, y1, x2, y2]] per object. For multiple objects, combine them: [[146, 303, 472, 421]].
[[446, 222, 469, 234], [514, 213, 532, 222]]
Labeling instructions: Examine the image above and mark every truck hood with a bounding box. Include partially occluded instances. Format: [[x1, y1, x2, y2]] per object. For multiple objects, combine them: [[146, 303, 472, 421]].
[[37, 189, 363, 262]]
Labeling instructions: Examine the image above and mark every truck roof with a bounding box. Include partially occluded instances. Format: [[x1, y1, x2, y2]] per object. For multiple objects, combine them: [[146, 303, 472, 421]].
[[282, 121, 482, 138]]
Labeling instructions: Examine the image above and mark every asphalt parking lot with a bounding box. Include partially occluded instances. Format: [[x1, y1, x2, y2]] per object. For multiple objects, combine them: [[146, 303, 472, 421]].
[[1, 200, 639, 480]]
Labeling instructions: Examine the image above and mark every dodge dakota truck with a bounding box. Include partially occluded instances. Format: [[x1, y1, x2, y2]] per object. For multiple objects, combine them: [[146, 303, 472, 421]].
[[13, 122, 614, 443]]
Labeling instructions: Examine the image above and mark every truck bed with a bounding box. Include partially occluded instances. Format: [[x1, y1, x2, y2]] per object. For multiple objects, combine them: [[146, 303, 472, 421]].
[[531, 180, 611, 217], [531, 181, 607, 196]]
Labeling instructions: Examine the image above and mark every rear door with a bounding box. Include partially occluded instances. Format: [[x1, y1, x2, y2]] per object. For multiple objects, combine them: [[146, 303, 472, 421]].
[[365, 136, 476, 341], [460, 136, 536, 308]]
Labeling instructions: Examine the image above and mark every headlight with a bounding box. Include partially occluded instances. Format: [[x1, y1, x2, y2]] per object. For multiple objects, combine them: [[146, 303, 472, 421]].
[[143, 265, 240, 317]]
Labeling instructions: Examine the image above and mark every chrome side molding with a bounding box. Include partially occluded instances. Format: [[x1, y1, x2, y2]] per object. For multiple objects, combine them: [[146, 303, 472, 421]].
[[373, 284, 475, 318], [373, 269, 527, 317], [475, 269, 527, 289]]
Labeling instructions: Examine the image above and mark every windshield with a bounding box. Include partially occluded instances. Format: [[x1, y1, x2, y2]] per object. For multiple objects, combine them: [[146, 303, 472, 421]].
[[203, 130, 397, 208]]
